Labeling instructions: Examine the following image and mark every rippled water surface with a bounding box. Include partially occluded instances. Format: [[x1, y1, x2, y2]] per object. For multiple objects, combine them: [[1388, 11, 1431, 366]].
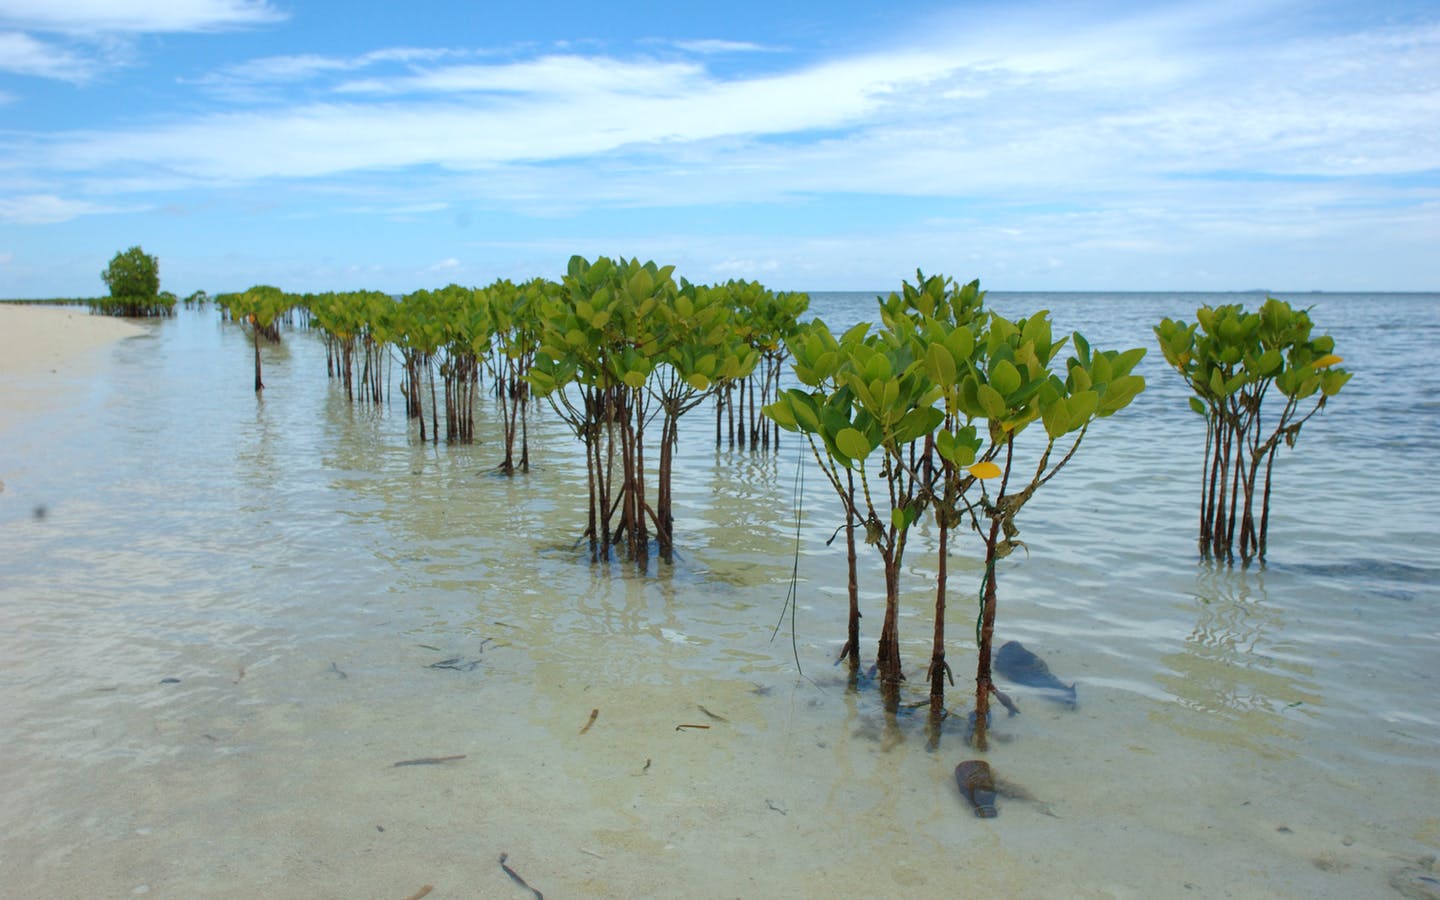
[[2, 293, 1437, 898]]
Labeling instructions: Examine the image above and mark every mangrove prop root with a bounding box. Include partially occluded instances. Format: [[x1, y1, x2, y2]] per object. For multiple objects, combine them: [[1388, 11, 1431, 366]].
[[499, 853, 544, 900]]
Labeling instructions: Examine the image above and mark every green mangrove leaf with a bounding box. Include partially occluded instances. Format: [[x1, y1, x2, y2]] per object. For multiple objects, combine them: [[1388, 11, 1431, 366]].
[[1321, 370, 1351, 396], [935, 428, 978, 467], [763, 400, 797, 431], [1097, 375, 1144, 416], [1067, 390, 1099, 424], [835, 426, 872, 461], [892, 406, 944, 445], [991, 358, 1021, 397], [927, 342, 957, 385], [784, 389, 822, 433], [1041, 396, 1068, 439], [977, 383, 1006, 420]]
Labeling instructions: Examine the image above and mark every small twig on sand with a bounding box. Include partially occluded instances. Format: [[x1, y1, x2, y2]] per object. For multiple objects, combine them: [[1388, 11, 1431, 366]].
[[499, 852, 544, 900], [393, 755, 466, 767]]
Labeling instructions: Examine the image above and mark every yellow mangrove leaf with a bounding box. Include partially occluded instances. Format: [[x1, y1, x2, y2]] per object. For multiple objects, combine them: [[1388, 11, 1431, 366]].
[[968, 461, 1002, 480], [1313, 354, 1343, 368]]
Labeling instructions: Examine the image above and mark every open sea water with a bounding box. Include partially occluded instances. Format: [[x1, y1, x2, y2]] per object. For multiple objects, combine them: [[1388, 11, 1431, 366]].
[[1, 291, 1437, 898]]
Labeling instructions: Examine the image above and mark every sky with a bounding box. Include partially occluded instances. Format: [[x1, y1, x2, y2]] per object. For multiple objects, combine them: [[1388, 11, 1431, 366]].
[[1, 0, 1437, 297]]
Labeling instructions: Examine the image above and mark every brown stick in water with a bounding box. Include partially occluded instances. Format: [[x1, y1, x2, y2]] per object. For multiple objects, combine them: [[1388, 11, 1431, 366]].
[[393, 755, 466, 767], [403, 886, 433, 900], [674, 724, 711, 731], [579, 708, 599, 734]]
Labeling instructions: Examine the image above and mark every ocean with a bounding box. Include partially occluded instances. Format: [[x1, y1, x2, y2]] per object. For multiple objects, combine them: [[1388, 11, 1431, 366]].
[[2, 291, 1436, 897]]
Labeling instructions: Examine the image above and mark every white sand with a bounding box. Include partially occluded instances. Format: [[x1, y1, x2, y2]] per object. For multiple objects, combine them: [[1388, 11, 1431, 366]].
[[0, 303, 145, 433]]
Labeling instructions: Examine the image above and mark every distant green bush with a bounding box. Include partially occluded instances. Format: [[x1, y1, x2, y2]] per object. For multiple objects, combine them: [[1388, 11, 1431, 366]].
[[97, 246, 171, 317]]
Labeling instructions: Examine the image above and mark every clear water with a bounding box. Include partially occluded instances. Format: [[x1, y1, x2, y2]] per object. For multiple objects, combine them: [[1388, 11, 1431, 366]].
[[1, 293, 1437, 898]]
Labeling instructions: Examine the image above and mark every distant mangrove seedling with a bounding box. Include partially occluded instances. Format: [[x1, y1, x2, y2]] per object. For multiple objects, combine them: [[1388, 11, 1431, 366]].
[[221, 285, 291, 391], [1155, 298, 1350, 565]]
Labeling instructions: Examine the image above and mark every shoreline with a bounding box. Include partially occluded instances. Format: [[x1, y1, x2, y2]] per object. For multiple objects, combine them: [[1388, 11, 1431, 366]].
[[0, 303, 146, 376], [0, 303, 146, 435]]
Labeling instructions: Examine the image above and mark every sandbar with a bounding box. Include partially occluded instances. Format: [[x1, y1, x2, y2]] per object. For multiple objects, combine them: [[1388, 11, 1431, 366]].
[[0, 303, 145, 433]]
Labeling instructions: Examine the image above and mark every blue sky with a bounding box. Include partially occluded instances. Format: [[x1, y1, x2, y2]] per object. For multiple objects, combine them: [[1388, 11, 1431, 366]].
[[1, 0, 1437, 297]]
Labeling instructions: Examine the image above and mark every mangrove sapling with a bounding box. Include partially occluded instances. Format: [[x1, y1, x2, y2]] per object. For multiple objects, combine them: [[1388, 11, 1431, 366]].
[[431, 284, 490, 444], [1155, 299, 1349, 565], [960, 314, 1147, 750], [875, 272, 989, 745], [226, 285, 290, 392], [306, 290, 391, 403], [648, 280, 759, 560], [355, 291, 396, 405], [714, 281, 808, 449], [307, 291, 358, 397], [486, 278, 549, 474], [529, 256, 667, 564], [394, 290, 448, 443], [766, 318, 868, 675], [766, 317, 943, 711]]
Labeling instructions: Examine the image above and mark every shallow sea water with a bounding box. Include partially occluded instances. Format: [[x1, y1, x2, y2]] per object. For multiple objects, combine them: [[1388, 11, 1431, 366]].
[[1, 293, 1437, 898]]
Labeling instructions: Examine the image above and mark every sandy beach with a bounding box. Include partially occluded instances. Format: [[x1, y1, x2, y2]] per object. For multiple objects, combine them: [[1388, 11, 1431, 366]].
[[0, 303, 145, 433]]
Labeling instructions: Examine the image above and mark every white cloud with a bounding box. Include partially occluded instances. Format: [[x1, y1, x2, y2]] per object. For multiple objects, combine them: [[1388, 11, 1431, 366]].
[[198, 47, 460, 90], [671, 39, 775, 55], [0, 0, 284, 33], [31, 9, 1434, 198], [0, 193, 136, 224], [334, 55, 707, 97], [0, 30, 95, 80]]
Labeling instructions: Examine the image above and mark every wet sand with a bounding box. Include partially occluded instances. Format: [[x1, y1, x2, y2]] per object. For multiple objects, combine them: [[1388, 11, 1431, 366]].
[[0, 303, 145, 433]]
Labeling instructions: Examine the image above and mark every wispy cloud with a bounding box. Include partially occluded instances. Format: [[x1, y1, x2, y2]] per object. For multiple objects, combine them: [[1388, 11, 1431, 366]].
[[0, 193, 138, 224], [0, 0, 285, 33], [0, 0, 285, 84], [670, 39, 777, 55], [0, 30, 96, 81], [334, 54, 707, 97], [199, 47, 461, 88]]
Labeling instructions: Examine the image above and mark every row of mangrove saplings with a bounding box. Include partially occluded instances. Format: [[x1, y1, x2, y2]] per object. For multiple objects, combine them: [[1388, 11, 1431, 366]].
[[214, 258, 807, 567], [211, 258, 1348, 749]]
